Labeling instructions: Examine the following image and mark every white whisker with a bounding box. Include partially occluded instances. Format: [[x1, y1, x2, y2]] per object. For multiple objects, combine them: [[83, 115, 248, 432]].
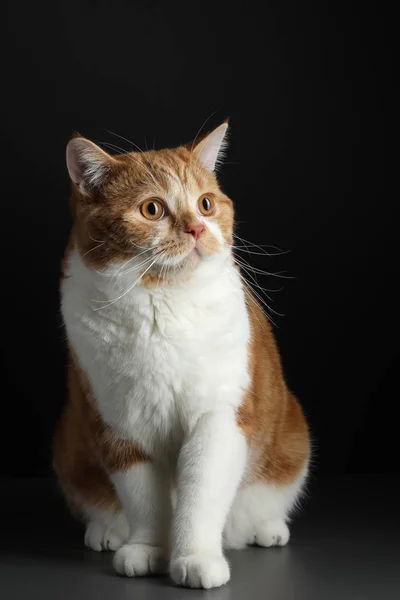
[[82, 242, 104, 258], [233, 233, 287, 255], [92, 250, 153, 279], [233, 254, 292, 279], [189, 109, 220, 168], [130, 239, 154, 251], [97, 141, 126, 155], [106, 129, 142, 153], [89, 233, 106, 244], [223, 266, 264, 327], [129, 154, 159, 188], [108, 254, 157, 293], [106, 129, 159, 188], [231, 255, 282, 294], [92, 253, 163, 310], [231, 256, 285, 318], [190, 109, 219, 155], [224, 233, 290, 325], [234, 245, 290, 257], [244, 279, 279, 327], [241, 273, 284, 319], [111, 248, 152, 276]]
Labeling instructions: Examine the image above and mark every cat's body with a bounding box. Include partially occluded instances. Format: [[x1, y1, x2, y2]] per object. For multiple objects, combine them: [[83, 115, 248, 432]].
[[53, 123, 310, 589]]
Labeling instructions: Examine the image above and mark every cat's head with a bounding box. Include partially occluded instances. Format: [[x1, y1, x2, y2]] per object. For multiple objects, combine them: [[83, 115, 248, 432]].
[[66, 123, 233, 284]]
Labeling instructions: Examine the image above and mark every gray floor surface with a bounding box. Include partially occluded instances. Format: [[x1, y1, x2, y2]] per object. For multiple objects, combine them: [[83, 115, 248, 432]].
[[1, 475, 399, 599]]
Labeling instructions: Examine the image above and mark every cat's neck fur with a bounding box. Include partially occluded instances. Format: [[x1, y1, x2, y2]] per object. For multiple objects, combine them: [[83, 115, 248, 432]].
[[66, 245, 237, 311]]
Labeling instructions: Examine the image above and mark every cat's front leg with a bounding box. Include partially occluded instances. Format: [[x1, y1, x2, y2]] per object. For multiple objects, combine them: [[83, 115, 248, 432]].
[[170, 408, 247, 589], [111, 462, 171, 577]]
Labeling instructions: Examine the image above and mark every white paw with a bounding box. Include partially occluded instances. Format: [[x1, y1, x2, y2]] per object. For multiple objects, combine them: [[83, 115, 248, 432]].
[[170, 554, 230, 589], [113, 543, 168, 577], [84, 519, 128, 551], [255, 519, 290, 547]]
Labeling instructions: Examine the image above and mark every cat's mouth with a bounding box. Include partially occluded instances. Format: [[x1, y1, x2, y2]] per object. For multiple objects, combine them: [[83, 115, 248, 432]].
[[191, 246, 201, 257], [177, 239, 218, 264], [156, 233, 221, 270], [171, 245, 202, 265], [154, 241, 202, 269]]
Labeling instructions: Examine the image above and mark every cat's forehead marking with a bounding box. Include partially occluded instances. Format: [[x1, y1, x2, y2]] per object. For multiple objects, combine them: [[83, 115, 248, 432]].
[[151, 156, 202, 212]]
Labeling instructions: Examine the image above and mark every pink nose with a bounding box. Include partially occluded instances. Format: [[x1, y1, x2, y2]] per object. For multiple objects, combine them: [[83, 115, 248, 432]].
[[186, 223, 205, 240]]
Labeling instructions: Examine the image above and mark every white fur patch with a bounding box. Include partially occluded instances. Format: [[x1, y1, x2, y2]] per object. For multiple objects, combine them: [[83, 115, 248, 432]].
[[62, 249, 250, 455]]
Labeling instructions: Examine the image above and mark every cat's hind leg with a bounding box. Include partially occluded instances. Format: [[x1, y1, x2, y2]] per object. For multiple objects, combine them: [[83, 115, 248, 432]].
[[83, 506, 129, 552], [54, 453, 129, 552], [53, 395, 129, 552], [54, 461, 129, 552], [225, 390, 311, 550], [223, 468, 308, 550]]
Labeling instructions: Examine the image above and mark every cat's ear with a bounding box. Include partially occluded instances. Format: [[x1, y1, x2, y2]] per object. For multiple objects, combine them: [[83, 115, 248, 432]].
[[191, 121, 229, 173], [66, 136, 117, 196]]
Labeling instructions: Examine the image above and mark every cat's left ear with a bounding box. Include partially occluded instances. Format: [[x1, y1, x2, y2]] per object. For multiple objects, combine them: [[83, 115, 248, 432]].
[[66, 136, 118, 196], [191, 121, 229, 172]]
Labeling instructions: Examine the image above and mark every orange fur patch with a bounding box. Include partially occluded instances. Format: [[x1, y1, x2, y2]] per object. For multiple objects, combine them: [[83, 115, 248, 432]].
[[53, 352, 148, 514], [237, 286, 310, 486]]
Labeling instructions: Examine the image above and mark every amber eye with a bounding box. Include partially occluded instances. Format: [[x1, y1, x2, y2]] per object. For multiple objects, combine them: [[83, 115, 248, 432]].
[[140, 199, 165, 220], [198, 194, 216, 216]]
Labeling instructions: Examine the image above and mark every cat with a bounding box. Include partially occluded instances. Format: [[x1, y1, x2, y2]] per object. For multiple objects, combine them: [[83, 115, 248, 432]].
[[53, 121, 310, 589]]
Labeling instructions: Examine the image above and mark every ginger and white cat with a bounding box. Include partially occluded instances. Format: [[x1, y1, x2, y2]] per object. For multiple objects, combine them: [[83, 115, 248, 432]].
[[53, 122, 310, 589]]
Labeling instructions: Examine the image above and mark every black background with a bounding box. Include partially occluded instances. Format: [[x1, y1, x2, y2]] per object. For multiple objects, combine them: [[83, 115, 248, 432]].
[[2, 1, 394, 477]]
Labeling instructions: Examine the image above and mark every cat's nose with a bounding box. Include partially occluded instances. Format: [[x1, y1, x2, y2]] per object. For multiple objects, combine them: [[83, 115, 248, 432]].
[[185, 223, 205, 241]]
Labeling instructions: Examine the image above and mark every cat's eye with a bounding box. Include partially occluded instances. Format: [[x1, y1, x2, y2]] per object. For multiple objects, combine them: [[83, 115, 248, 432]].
[[140, 199, 165, 221], [198, 194, 216, 216]]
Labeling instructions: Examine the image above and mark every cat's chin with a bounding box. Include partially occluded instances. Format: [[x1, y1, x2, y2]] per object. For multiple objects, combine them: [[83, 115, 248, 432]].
[[157, 245, 219, 281], [177, 247, 202, 270], [190, 247, 201, 258]]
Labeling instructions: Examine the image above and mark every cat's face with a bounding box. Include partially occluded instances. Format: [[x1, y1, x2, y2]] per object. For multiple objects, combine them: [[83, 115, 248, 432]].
[[66, 123, 233, 284]]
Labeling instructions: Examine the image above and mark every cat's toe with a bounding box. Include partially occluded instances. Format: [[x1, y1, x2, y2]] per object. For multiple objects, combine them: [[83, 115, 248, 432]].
[[255, 519, 290, 547], [170, 554, 230, 589], [103, 529, 125, 551], [84, 518, 128, 552], [84, 521, 105, 551], [114, 543, 168, 577]]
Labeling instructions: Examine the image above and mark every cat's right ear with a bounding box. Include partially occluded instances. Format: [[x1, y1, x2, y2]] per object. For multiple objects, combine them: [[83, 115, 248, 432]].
[[66, 137, 117, 196]]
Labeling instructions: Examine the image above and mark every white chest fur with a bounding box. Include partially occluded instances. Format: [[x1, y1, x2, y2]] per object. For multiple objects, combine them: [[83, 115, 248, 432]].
[[62, 250, 250, 458]]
